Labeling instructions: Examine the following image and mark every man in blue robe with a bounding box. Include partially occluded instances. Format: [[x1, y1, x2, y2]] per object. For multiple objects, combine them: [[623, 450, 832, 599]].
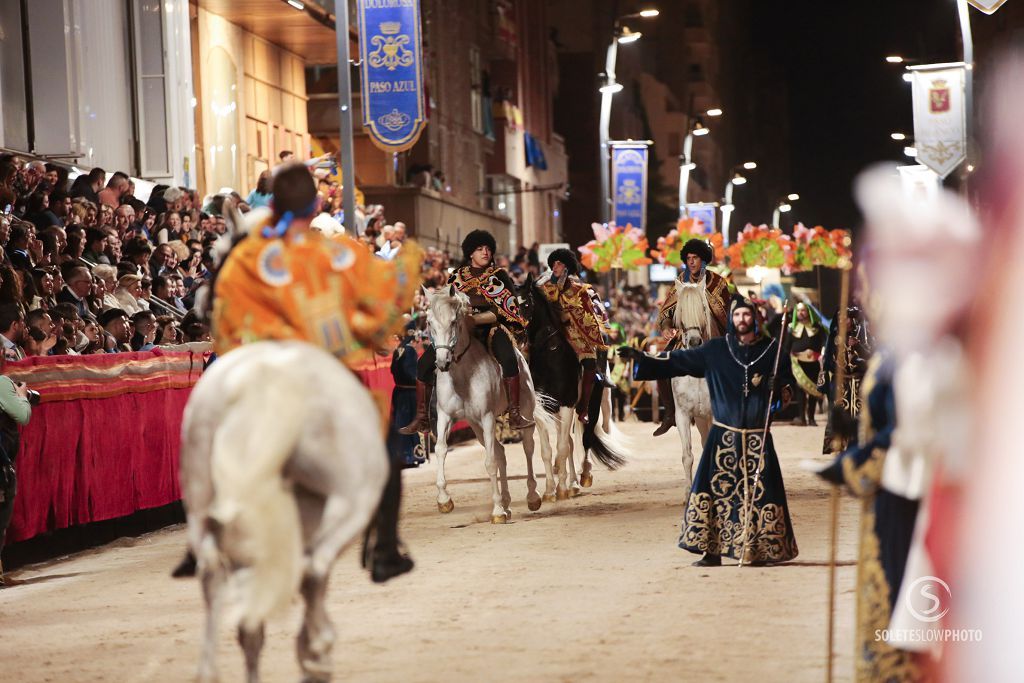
[[620, 294, 799, 566]]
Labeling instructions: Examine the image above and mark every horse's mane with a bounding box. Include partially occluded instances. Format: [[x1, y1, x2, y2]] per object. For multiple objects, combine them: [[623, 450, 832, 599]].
[[673, 279, 712, 339], [194, 205, 266, 324]]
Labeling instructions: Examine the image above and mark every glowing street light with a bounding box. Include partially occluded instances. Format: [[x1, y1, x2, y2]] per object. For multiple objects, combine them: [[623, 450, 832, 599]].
[[706, 108, 723, 117], [617, 27, 642, 44], [599, 9, 659, 222], [886, 55, 904, 63], [731, 173, 748, 185], [904, 146, 918, 158], [891, 132, 907, 141], [787, 193, 800, 201], [742, 161, 757, 170], [692, 122, 710, 136]]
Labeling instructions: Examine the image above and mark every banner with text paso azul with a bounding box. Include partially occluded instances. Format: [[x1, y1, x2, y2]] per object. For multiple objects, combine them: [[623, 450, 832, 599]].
[[611, 144, 649, 232], [357, 0, 426, 152]]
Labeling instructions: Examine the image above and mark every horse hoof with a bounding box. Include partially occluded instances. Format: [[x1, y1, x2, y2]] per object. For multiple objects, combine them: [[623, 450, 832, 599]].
[[542, 493, 557, 503], [580, 472, 594, 488], [570, 486, 583, 498], [556, 488, 571, 501], [527, 497, 542, 512], [438, 499, 455, 514], [491, 514, 508, 524]]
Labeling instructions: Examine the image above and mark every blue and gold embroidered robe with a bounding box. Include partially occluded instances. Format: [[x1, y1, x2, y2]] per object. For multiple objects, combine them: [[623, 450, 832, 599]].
[[633, 335, 799, 564]]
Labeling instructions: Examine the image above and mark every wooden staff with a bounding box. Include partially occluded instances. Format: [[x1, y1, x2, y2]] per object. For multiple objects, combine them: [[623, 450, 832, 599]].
[[738, 300, 789, 568], [825, 265, 852, 683]]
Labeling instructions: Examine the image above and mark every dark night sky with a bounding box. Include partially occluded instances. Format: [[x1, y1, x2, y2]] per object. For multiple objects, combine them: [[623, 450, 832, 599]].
[[748, 0, 961, 233]]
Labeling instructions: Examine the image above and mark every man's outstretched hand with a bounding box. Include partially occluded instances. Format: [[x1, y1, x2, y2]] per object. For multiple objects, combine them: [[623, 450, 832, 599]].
[[617, 346, 641, 362]]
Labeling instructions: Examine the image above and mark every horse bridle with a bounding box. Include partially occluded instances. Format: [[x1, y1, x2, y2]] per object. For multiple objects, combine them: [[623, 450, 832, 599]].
[[431, 318, 470, 367]]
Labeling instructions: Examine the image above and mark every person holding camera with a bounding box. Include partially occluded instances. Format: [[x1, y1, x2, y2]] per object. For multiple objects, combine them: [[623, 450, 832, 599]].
[[0, 372, 36, 587]]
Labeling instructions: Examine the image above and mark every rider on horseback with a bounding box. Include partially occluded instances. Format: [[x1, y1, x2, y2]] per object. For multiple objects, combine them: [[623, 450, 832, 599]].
[[652, 238, 730, 437], [196, 164, 421, 583], [400, 229, 535, 434], [536, 248, 610, 423]]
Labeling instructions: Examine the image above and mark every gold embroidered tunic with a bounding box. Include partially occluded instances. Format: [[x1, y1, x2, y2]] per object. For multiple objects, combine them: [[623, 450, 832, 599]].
[[539, 277, 609, 361]]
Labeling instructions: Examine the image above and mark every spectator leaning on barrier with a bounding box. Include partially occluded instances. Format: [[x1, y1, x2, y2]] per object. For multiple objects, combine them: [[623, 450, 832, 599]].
[[0, 368, 35, 587]]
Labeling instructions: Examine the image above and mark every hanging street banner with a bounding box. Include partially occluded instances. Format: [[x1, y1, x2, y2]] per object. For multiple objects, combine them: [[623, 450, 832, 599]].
[[910, 65, 967, 179], [611, 143, 649, 232], [357, 0, 426, 153], [686, 203, 717, 235], [968, 0, 1010, 13]]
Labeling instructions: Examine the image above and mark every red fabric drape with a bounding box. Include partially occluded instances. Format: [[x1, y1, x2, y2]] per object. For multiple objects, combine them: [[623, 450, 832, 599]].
[[5, 349, 205, 544]]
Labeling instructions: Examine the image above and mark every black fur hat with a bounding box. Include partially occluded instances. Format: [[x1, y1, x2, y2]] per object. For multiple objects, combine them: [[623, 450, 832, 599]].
[[547, 247, 579, 275], [461, 229, 497, 263], [681, 238, 714, 265]]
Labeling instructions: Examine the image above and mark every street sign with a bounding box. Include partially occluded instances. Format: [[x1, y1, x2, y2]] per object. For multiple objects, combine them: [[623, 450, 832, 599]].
[[910, 65, 967, 178], [686, 203, 717, 235], [357, 0, 427, 152], [611, 143, 649, 232], [967, 0, 1010, 13]]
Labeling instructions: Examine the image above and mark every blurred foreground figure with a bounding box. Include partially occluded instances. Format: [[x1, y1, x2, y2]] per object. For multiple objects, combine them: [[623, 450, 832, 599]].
[[949, 50, 1024, 681], [818, 165, 980, 681]]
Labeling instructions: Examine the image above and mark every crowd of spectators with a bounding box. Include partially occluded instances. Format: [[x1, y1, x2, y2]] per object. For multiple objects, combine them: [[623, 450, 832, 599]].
[[0, 153, 223, 360]]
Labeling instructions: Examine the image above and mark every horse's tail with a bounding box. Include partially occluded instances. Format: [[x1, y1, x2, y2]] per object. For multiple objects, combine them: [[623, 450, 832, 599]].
[[582, 385, 628, 470], [207, 371, 305, 631], [532, 389, 558, 436]]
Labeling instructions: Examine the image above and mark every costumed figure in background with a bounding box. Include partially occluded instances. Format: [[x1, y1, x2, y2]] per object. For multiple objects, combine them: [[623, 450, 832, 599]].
[[788, 301, 825, 426], [389, 320, 427, 468], [620, 294, 799, 567], [651, 238, 729, 437], [536, 248, 610, 423], [198, 163, 422, 583], [400, 229, 534, 434], [819, 300, 872, 454], [814, 165, 980, 681]]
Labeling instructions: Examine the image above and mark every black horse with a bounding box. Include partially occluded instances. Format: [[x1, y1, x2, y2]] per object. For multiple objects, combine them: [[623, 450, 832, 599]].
[[516, 278, 626, 489]]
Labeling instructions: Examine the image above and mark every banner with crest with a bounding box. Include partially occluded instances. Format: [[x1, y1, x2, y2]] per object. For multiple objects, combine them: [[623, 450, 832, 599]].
[[910, 65, 966, 179], [611, 143, 649, 232], [357, 0, 426, 152]]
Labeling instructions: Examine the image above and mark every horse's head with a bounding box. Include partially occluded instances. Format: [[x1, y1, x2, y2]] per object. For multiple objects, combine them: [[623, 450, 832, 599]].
[[426, 284, 471, 372], [682, 325, 705, 349], [194, 199, 256, 325], [513, 275, 537, 323]]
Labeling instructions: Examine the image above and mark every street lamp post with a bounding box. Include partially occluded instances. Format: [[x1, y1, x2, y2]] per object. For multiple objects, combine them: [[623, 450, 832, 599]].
[[677, 109, 719, 217], [771, 193, 800, 229], [720, 161, 756, 247], [598, 9, 659, 223]]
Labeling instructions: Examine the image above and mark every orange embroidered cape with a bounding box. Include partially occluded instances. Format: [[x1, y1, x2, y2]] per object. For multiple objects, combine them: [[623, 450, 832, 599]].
[[212, 225, 421, 367]]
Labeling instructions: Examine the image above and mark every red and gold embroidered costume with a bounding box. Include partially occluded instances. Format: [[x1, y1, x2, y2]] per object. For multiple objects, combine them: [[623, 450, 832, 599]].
[[540, 278, 610, 361]]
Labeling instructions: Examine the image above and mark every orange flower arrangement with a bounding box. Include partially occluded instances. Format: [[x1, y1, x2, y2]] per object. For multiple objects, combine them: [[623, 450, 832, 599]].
[[651, 217, 725, 265], [577, 222, 653, 272]]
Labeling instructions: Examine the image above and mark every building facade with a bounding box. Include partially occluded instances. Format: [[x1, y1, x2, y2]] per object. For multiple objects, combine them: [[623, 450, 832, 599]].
[[0, 0, 195, 189]]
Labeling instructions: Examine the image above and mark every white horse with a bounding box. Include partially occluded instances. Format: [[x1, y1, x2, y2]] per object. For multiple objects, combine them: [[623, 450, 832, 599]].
[[670, 282, 714, 499], [427, 286, 553, 523], [180, 341, 389, 683]]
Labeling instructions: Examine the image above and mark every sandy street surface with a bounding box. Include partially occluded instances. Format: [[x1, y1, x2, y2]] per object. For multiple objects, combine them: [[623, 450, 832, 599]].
[[0, 420, 861, 682]]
